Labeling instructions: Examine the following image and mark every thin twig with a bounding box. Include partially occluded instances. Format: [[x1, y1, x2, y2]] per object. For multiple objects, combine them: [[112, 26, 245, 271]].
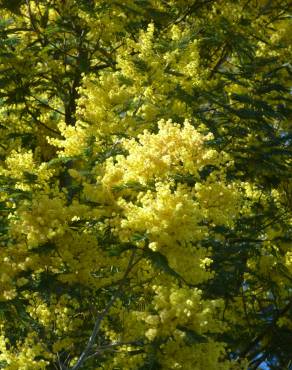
[[66, 249, 137, 370], [27, 93, 66, 116], [23, 99, 61, 136], [85, 340, 144, 361], [238, 298, 292, 360]]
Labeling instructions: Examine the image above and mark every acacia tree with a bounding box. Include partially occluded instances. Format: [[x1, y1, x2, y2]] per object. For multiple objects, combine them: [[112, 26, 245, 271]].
[[0, 1, 291, 369]]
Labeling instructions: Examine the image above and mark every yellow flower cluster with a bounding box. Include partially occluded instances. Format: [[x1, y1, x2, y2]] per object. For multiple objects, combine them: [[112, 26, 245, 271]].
[[158, 338, 231, 370], [10, 194, 68, 247], [143, 285, 224, 340], [55, 231, 116, 288], [48, 120, 90, 157], [118, 183, 204, 244], [0, 332, 51, 370], [103, 119, 222, 187], [1, 149, 54, 191], [25, 293, 82, 337], [101, 120, 241, 287]]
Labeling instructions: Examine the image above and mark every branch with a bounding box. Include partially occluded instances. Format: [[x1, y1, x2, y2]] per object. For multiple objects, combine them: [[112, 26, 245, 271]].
[[172, 0, 214, 26], [27, 93, 66, 116], [238, 298, 292, 360], [66, 249, 137, 370], [85, 340, 144, 361], [23, 99, 61, 136], [209, 44, 229, 79]]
